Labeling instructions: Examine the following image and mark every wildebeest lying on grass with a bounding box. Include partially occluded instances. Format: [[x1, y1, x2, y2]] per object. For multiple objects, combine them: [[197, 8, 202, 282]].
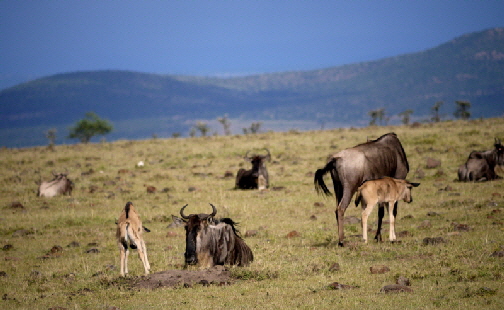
[[458, 138, 504, 182], [171, 204, 254, 268], [314, 132, 410, 246], [235, 148, 271, 190], [116, 202, 150, 277], [354, 177, 420, 243], [37, 170, 74, 197]]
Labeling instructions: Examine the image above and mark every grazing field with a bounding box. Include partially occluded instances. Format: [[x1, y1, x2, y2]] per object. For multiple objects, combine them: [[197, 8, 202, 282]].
[[1, 118, 503, 310]]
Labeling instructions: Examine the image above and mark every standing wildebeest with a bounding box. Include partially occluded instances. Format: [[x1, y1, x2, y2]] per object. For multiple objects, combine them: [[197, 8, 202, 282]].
[[37, 170, 74, 197], [458, 138, 504, 182], [354, 177, 420, 243], [314, 133, 410, 246], [235, 148, 271, 189], [116, 202, 150, 277], [171, 204, 253, 268]]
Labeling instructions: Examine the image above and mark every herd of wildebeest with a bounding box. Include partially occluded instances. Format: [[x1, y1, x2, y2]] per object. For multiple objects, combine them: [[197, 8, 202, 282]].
[[35, 132, 504, 277]]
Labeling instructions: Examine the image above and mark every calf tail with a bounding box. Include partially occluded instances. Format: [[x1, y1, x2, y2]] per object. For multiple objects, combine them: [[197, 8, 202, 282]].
[[354, 188, 362, 207], [314, 158, 335, 196]]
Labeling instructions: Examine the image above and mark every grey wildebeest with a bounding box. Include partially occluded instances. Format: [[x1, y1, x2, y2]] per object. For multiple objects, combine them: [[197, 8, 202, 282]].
[[37, 170, 74, 197], [458, 138, 504, 182], [171, 204, 253, 268], [314, 133, 410, 246], [116, 202, 150, 277], [235, 148, 271, 190], [354, 177, 420, 243]]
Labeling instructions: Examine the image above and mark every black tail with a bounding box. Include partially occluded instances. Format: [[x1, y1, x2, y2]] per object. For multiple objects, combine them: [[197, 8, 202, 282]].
[[314, 158, 335, 196]]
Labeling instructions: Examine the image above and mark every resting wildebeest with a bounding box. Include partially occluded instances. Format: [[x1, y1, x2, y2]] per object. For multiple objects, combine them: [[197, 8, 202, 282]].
[[235, 148, 271, 189], [458, 138, 504, 182], [171, 204, 253, 268], [37, 170, 74, 197], [354, 177, 420, 243], [314, 133, 410, 246], [116, 202, 150, 277]]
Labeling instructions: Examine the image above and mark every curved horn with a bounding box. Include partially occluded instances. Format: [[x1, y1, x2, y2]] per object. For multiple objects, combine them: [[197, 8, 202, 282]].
[[495, 137, 502, 145], [209, 203, 217, 217], [179, 204, 189, 219], [52, 170, 57, 176], [264, 148, 271, 161], [244, 150, 252, 161]]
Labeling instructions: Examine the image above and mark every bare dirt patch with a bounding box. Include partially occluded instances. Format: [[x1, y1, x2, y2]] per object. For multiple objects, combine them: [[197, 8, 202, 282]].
[[132, 266, 233, 289]]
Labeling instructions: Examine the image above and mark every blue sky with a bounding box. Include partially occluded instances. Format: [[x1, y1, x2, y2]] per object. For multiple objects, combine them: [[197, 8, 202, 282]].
[[1, 1, 503, 90]]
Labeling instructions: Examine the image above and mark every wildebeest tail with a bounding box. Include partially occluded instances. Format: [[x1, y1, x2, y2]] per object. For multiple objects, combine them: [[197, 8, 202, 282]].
[[314, 158, 336, 195]]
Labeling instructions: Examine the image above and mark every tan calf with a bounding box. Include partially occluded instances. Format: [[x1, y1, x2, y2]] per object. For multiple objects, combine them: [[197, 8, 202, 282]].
[[355, 177, 420, 243], [116, 202, 150, 276]]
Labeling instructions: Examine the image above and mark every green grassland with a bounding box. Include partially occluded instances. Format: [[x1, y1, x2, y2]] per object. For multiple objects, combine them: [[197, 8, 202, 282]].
[[1, 118, 503, 309]]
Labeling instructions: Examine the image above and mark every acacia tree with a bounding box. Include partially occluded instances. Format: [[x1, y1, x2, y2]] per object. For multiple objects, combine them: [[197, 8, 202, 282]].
[[194, 121, 210, 136], [68, 112, 113, 143], [454, 100, 471, 120], [217, 114, 232, 135], [431, 101, 443, 122], [398, 109, 413, 125]]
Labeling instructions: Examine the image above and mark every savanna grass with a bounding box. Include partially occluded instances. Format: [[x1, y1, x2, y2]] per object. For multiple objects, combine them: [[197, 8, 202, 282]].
[[0, 118, 503, 309]]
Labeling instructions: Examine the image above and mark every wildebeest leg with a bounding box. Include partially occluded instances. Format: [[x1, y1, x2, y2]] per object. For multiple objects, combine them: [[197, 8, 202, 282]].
[[389, 201, 398, 242], [374, 202, 385, 242], [335, 191, 353, 247]]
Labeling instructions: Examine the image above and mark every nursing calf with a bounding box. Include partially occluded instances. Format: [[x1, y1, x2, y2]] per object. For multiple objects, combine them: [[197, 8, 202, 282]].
[[355, 177, 420, 243]]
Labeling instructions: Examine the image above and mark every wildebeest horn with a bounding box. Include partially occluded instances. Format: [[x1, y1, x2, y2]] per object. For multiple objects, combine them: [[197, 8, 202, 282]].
[[244, 150, 252, 161], [179, 204, 189, 219], [209, 203, 217, 217], [495, 138, 502, 145], [52, 170, 57, 176], [264, 148, 271, 161]]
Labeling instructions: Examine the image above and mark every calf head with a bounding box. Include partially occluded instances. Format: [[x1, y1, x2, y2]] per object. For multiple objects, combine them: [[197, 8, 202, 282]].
[[396, 179, 420, 203], [171, 204, 217, 266]]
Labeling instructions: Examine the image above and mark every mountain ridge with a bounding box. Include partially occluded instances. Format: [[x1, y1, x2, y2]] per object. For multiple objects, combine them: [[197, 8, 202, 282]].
[[1, 27, 503, 147]]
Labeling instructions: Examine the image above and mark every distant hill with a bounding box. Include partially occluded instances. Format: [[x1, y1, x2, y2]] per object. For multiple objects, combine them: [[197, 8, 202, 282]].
[[1, 27, 503, 147]]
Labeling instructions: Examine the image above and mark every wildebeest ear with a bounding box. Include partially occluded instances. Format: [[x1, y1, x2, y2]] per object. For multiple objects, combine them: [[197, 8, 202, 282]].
[[168, 215, 186, 228], [410, 182, 420, 187]]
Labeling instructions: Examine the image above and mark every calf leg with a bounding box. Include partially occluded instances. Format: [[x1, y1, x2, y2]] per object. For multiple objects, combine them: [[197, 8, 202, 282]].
[[361, 203, 375, 243], [139, 239, 150, 275], [374, 202, 386, 242], [389, 201, 398, 241]]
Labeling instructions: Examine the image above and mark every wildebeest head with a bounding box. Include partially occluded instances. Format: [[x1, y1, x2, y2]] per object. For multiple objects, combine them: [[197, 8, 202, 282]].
[[235, 149, 271, 189], [458, 138, 504, 182], [38, 170, 74, 197], [171, 204, 253, 267], [245, 149, 270, 176]]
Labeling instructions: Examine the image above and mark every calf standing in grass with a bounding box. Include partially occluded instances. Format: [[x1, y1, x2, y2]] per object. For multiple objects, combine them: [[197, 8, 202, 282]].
[[116, 202, 150, 276], [354, 177, 420, 243]]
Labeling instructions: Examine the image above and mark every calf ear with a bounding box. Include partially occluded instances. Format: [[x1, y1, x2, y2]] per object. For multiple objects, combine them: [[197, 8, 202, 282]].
[[410, 182, 420, 187]]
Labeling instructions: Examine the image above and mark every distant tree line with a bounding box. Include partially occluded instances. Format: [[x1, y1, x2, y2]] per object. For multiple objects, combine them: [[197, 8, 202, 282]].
[[368, 100, 472, 126]]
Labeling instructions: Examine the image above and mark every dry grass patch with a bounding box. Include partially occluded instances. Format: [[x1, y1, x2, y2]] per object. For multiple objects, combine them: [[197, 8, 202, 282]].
[[0, 118, 503, 309]]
